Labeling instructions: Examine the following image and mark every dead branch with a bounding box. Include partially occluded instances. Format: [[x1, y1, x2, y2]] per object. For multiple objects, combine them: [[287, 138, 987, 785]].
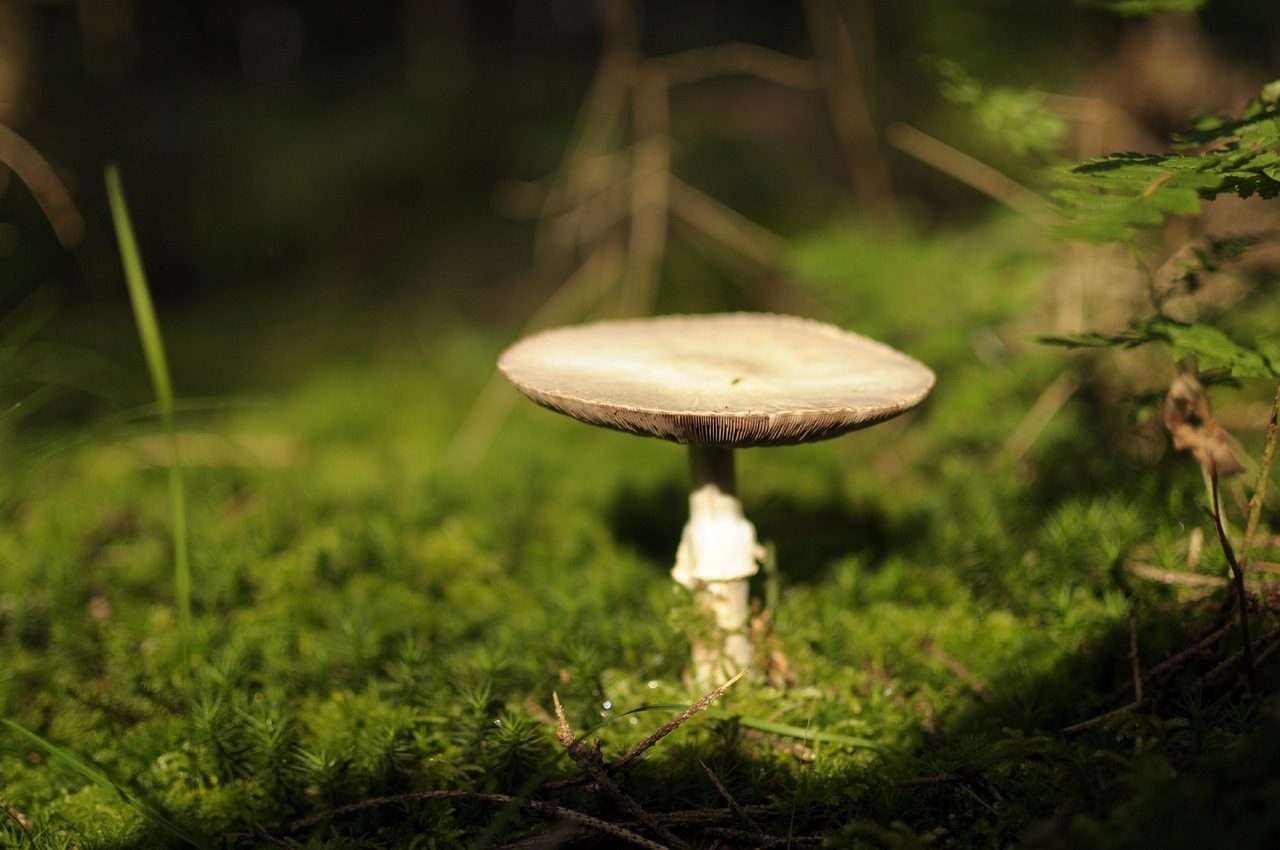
[[660, 43, 821, 89], [803, 0, 900, 226], [532, 0, 639, 267], [0, 120, 84, 247], [885, 122, 1051, 222], [1129, 607, 1144, 703], [609, 668, 748, 775], [668, 176, 788, 268], [893, 773, 965, 788], [1102, 620, 1237, 705], [1061, 699, 1150, 735], [700, 760, 763, 833], [446, 243, 623, 463], [921, 638, 995, 707], [1241, 383, 1280, 575], [1003, 372, 1081, 461], [271, 789, 674, 850], [1128, 563, 1228, 588], [554, 693, 691, 850], [705, 825, 825, 847], [618, 60, 670, 317], [1210, 472, 1257, 694]]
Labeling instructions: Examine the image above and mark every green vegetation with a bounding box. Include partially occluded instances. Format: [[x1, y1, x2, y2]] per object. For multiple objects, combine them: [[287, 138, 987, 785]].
[[3, 195, 1279, 846], [4, 2, 1280, 848]]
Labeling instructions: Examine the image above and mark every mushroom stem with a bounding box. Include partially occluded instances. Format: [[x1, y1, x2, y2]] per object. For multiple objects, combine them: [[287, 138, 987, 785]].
[[674, 445, 762, 687]]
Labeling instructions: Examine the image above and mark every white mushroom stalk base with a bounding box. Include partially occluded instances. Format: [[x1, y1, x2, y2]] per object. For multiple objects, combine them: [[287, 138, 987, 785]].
[[672, 446, 763, 688]]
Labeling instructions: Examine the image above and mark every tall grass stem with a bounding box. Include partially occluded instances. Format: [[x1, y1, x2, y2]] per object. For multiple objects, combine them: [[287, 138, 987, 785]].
[[2, 718, 208, 848], [105, 164, 192, 669]]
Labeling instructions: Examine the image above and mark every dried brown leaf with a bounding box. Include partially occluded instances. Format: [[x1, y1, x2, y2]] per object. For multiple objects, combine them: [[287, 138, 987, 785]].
[[1163, 371, 1245, 478]]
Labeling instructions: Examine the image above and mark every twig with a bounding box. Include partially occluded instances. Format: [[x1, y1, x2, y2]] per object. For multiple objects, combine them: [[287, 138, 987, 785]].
[[0, 120, 85, 246], [1198, 629, 1280, 692], [532, 0, 638, 266], [1128, 606, 1144, 703], [705, 826, 825, 847], [275, 790, 673, 850], [803, 0, 900, 226], [618, 60, 670, 317], [1128, 563, 1276, 590], [1211, 472, 1258, 694], [1241, 383, 1280, 575], [885, 122, 1051, 222], [445, 243, 622, 464], [660, 43, 821, 89], [1128, 563, 1227, 588], [1102, 620, 1237, 704], [651, 805, 772, 827], [700, 760, 763, 833], [547, 174, 632, 251], [1061, 699, 1149, 735], [491, 821, 592, 850], [893, 773, 965, 788], [252, 822, 294, 848], [609, 668, 748, 775], [921, 638, 995, 707], [554, 694, 690, 850], [668, 176, 788, 268], [1003, 372, 1081, 461]]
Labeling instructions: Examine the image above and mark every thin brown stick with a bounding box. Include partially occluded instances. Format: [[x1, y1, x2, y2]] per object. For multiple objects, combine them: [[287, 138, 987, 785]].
[[1061, 699, 1149, 735], [1103, 620, 1237, 704], [554, 694, 690, 850], [1128, 607, 1144, 703], [531, 0, 637, 270], [546, 171, 633, 251], [1128, 563, 1227, 588], [1198, 628, 1280, 691], [1128, 563, 1277, 590], [1241, 382, 1280, 573], [651, 805, 772, 827], [893, 773, 965, 788], [0, 121, 85, 247], [803, 0, 900, 226], [278, 789, 673, 850], [667, 176, 788, 268], [885, 122, 1051, 222], [1189, 527, 1204, 569], [660, 43, 821, 89], [609, 668, 748, 775], [921, 638, 995, 706], [445, 242, 623, 464], [618, 60, 670, 317], [1003, 372, 1081, 461], [1211, 472, 1258, 694], [252, 822, 295, 848], [700, 760, 763, 833], [705, 826, 825, 847]]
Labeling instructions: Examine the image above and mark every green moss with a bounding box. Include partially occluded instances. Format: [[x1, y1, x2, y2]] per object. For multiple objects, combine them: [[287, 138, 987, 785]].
[[3, 217, 1279, 848]]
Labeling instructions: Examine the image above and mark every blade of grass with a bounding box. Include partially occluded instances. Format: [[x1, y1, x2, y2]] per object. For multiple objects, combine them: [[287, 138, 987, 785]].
[[104, 164, 191, 667], [1, 719, 208, 849]]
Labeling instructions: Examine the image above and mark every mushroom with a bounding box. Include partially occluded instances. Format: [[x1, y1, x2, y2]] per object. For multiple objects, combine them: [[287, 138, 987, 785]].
[[498, 312, 935, 687]]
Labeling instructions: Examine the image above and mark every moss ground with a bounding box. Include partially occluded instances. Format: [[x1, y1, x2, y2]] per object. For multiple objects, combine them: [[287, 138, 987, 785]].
[[3, 216, 1279, 849]]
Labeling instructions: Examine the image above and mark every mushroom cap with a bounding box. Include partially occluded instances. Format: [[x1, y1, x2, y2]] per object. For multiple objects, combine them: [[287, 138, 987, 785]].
[[498, 312, 936, 448]]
